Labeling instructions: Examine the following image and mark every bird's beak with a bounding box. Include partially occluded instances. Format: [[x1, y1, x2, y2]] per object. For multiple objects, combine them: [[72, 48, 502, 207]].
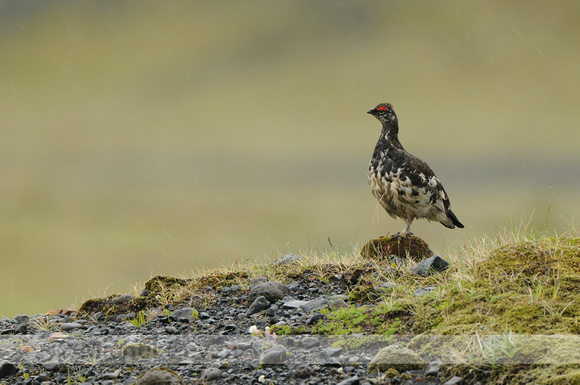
[[367, 109, 375, 115]]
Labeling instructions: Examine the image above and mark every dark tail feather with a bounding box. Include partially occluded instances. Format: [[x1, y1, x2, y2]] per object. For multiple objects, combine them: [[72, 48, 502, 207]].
[[447, 209, 464, 229]]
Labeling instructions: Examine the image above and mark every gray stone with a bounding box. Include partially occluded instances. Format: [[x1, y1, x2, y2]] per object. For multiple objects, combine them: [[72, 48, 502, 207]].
[[237, 342, 252, 350], [61, 322, 82, 331], [247, 296, 271, 315], [281, 297, 308, 309], [172, 307, 197, 322], [103, 370, 121, 380], [367, 345, 424, 374], [110, 294, 134, 306], [414, 286, 437, 297], [42, 360, 61, 372], [322, 347, 343, 357], [273, 254, 301, 265], [248, 282, 289, 304], [413, 255, 449, 277], [325, 357, 342, 367], [0, 361, 18, 378], [259, 345, 288, 365], [387, 254, 407, 266], [443, 376, 462, 385], [302, 297, 329, 312], [13, 314, 29, 323], [136, 368, 183, 385], [301, 336, 320, 348], [330, 298, 349, 310], [337, 376, 360, 385], [164, 326, 179, 334], [425, 360, 443, 376], [124, 376, 138, 385], [201, 368, 222, 381]]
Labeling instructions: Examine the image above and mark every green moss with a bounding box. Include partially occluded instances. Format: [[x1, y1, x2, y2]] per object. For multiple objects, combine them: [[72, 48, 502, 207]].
[[312, 303, 412, 336]]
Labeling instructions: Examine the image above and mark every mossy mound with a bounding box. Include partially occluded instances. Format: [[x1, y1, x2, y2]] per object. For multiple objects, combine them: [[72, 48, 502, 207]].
[[408, 237, 580, 384], [481, 238, 580, 278], [361, 234, 433, 261], [144, 275, 192, 293]]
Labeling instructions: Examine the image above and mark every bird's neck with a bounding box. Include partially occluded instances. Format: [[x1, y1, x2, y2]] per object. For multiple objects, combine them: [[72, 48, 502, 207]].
[[381, 123, 404, 150]]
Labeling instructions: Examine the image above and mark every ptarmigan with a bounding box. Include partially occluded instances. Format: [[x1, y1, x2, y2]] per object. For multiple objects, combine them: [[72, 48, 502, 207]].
[[367, 103, 463, 236]]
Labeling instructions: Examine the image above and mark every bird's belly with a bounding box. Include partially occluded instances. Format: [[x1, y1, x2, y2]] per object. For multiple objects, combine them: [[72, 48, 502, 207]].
[[369, 171, 437, 221]]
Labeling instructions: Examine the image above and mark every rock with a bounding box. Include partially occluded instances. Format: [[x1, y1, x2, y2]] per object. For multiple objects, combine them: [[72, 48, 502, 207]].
[[361, 234, 433, 261], [301, 336, 320, 348], [61, 322, 82, 331], [201, 367, 222, 381], [0, 361, 18, 378], [387, 254, 407, 266], [414, 286, 437, 297], [425, 360, 443, 376], [110, 294, 134, 306], [248, 282, 289, 304], [172, 307, 198, 322], [367, 345, 424, 374], [337, 376, 360, 385], [164, 326, 179, 334], [307, 312, 324, 325], [413, 255, 449, 276], [330, 298, 349, 309], [273, 254, 301, 265], [281, 297, 308, 309], [43, 360, 61, 372], [247, 296, 271, 315], [443, 376, 462, 385], [259, 345, 288, 365], [13, 314, 29, 323], [302, 297, 329, 312], [322, 347, 343, 357], [136, 368, 183, 385], [103, 369, 121, 380], [122, 343, 160, 364]]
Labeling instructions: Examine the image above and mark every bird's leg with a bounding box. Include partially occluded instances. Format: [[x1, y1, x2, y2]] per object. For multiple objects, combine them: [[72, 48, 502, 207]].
[[400, 218, 413, 237]]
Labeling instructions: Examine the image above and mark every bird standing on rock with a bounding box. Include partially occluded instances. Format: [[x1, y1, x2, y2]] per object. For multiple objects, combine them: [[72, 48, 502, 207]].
[[367, 103, 463, 236]]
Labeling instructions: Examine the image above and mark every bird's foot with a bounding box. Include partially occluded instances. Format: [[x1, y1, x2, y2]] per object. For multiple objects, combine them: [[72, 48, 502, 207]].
[[393, 231, 414, 239]]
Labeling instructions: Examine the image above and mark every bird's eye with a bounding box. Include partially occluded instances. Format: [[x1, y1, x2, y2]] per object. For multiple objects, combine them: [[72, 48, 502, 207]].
[[376, 106, 388, 112]]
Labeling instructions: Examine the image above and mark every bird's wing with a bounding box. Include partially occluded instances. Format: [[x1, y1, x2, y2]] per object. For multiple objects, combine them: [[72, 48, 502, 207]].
[[396, 151, 451, 213]]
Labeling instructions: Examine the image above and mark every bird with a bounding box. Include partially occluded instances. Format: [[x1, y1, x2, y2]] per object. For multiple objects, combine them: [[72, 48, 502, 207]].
[[367, 102, 463, 236]]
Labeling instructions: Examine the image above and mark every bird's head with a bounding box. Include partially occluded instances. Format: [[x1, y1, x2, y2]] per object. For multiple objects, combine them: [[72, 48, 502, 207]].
[[367, 103, 397, 126]]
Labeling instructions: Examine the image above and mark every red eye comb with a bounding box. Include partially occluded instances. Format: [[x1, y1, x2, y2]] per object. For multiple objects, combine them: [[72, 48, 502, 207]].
[[376, 106, 388, 111]]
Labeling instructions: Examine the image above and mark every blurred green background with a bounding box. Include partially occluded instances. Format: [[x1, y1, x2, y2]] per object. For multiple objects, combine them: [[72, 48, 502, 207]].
[[1, 1, 579, 317]]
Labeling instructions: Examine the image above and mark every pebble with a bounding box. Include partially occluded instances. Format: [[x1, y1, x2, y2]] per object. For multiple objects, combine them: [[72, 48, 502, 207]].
[[0, 361, 18, 378], [443, 376, 462, 385], [247, 296, 271, 315], [413, 255, 449, 276], [172, 307, 197, 322], [202, 367, 222, 381], [425, 360, 443, 376], [414, 286, 437, 297], [259, 345, 288, 365], [273, 254, 301, 265], [248, 282, 289, 304], [61, 322, 82, 331], [337, 376, 360, 385], [301, 336, 320, 348]]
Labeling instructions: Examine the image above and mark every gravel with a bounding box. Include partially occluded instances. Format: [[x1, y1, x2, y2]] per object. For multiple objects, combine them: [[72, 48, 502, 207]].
[[0, 267, 459, 384]]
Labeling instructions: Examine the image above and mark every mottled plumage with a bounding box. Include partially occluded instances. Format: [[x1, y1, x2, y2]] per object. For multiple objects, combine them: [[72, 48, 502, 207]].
[[367, 103, 463, 235]]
